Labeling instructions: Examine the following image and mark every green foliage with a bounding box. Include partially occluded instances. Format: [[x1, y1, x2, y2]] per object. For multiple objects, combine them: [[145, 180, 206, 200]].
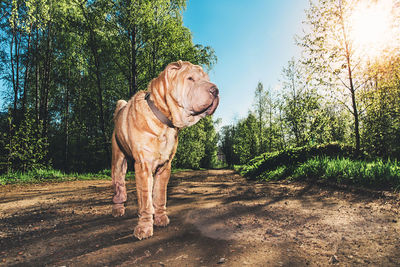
[[219, 113, 262, 166], [173, 116, 218, 169], [232, 113, 260, 164], [0, 111, 49, 173], [0, 168, 65, 185], [281, 59, 322, 147], [237, 143, 355, 179], [0, 168, 135, 185], [292, 157, 400, 190], [200, 116, 219, 169], [237, 144, 400, 190], [360, 59, 400, 159]]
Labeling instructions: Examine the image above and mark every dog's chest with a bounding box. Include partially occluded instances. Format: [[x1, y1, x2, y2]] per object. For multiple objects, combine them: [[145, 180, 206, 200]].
[[156, 129, 178, 162]]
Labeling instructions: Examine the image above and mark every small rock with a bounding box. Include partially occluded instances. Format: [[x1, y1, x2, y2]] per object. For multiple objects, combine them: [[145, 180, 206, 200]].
[[330, 255, 339, 264], [218, 257, 226, 264]]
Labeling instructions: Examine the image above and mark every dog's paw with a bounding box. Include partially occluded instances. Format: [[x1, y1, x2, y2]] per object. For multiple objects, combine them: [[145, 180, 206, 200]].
[[154, 214, 170, 227], [112, 204, 125, 217], [134, 224, 153, 240]]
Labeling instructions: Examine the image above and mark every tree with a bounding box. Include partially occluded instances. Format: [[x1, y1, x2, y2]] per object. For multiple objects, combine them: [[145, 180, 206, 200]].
[[219, 124, 237, 167], [253, 82, 266, 151], [298, 0, 364, 152], [281, 58, 320, 147], [232, 113, 260, 164], [360, 57, 400, 158]]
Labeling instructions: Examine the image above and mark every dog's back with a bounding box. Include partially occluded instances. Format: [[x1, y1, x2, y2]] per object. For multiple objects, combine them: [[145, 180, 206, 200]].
[[113, 100, 127, 121]]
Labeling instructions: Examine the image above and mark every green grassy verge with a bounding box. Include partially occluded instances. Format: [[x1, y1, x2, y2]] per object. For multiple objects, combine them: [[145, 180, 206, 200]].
[[292, 157, 400, 190], [236, 143, 355, 179], [0, 168, 194, 186], [236, 144, 400, 191]]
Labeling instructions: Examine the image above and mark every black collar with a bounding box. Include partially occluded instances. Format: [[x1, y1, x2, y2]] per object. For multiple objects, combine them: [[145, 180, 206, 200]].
[[145, 92, 175, 128]]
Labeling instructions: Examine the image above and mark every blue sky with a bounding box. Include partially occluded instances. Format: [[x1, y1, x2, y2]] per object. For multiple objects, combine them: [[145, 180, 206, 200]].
[[183, 0, 309, 126]]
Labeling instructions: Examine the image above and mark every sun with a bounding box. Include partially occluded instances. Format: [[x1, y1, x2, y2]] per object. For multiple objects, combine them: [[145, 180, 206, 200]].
[[348, 0, 399, 59]]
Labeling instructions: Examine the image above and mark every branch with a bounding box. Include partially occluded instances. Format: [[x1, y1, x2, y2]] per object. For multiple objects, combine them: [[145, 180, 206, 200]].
[[327, 64, 351, 90], [332, 95, 354, 115], [354, 76, 371, 91]]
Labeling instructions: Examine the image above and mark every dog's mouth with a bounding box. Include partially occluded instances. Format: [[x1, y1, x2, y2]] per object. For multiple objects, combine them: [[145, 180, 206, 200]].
[[191, 96, 219, 116], [206, 96, 219, 115]]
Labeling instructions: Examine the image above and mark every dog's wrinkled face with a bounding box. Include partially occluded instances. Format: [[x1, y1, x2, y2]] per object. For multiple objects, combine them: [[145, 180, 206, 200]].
[[166, 61, 219, 127]]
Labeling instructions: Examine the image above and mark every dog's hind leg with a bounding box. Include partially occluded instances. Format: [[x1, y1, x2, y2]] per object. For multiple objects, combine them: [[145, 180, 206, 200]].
[[111, 132, 128, 217]]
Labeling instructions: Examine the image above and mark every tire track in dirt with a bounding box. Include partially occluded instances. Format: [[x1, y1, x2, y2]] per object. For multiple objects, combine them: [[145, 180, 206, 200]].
[[0, 170, 399, 266]]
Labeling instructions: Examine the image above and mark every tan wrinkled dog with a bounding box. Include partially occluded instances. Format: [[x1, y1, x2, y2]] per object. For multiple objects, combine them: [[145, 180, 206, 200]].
[[111, 61, 219, 240]]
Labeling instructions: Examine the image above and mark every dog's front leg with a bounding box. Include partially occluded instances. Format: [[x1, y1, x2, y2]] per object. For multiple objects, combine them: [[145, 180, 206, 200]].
[[153, 162, 171, 227], [133, 161, 154, 240]]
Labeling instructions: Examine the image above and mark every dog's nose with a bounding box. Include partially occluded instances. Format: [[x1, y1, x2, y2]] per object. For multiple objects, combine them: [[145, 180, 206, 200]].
[[210, 86, 219, 97]]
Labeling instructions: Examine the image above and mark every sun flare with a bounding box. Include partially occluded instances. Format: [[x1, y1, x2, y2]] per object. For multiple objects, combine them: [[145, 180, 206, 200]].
[[348, 0, 400, 59]]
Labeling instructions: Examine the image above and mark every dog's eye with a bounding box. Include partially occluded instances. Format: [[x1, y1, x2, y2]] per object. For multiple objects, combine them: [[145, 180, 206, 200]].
[[188, 77, 194, 82]]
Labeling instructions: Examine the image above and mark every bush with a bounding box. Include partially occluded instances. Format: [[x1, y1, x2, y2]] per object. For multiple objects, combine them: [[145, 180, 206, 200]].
[[293, 157, 400, 190], [0, 112, 49, 173], [237, 143, 355, 179], [236, 143, 400, 190]]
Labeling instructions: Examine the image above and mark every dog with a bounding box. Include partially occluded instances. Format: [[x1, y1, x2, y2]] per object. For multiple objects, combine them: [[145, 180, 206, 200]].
[[111, 60, 219, 239]]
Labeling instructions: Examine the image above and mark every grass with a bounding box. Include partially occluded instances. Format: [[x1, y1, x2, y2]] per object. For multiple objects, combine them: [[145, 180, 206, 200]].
[[0, 168, 126, 185], [292, 157, 400, 190], [236, 143, 355, 179], [0, 167, 196, 186], [236, 144, 400, 191]]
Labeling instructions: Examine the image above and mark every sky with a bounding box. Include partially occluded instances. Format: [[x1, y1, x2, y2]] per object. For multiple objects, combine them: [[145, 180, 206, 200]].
[[183, 0, 309, 127]]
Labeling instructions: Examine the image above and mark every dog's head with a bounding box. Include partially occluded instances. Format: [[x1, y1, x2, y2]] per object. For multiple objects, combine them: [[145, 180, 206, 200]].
[[149, 60, 219, 128]]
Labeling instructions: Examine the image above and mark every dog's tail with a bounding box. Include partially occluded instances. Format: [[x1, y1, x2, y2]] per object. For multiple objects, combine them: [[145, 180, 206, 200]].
[[113, 100, 127, 121]]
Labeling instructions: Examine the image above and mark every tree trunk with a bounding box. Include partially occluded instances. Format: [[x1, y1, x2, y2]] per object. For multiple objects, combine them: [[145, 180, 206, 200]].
[[339, 1, 361, 154], [131, 27, 137, 96], [89, 30, 110, 162], [22, 29, 33, 119], [346, 56, 361, 153], [64, 69, 70, 172], [127, 27, 137, 98], [80, 2, 110, 163], [34, 29, 40, 123], [10, 27, 19, 124], [41, 22, 53, 138]]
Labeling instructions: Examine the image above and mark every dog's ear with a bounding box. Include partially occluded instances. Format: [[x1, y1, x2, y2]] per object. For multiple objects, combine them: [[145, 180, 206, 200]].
[[163, 61, 183, 85], [167, 61, 183, 74]]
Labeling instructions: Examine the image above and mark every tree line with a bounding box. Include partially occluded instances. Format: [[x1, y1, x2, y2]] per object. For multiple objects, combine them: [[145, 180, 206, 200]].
[[0, 0, 218, 173], [220, 0, 400, 166]]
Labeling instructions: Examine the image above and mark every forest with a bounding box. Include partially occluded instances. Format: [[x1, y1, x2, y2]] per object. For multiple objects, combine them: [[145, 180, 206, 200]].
[[1, 0, 400, 187], [0, 0, 219, 174]]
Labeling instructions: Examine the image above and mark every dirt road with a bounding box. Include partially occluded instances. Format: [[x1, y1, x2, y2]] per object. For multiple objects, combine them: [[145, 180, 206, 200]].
[[1, 170, 399, 266]]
